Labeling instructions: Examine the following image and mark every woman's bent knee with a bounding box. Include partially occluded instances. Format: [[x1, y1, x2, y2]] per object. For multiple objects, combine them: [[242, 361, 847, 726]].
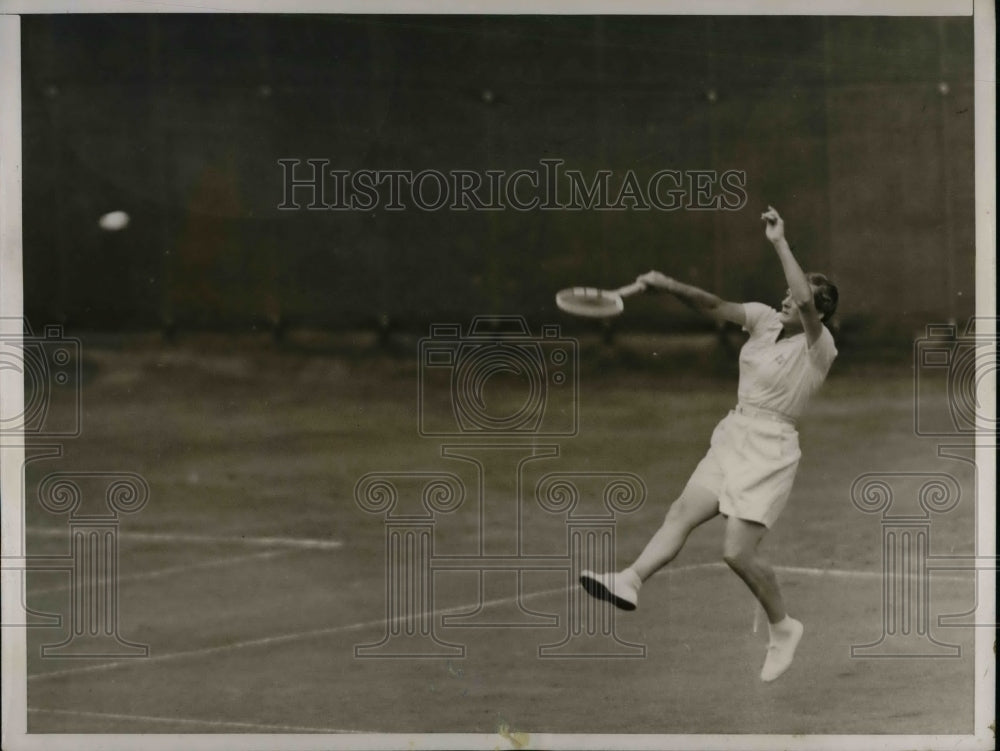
[[722, 547, 747, 570]]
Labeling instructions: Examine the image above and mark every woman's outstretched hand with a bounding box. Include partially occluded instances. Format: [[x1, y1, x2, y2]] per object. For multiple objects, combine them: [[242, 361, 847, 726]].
[[637, 270, 678, 293]]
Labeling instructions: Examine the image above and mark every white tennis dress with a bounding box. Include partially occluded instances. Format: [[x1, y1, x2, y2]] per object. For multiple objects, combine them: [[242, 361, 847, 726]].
[[686, 302, 838, 527]]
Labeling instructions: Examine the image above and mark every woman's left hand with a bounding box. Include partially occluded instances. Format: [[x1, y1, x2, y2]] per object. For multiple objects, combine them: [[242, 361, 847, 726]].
[[761, 205, 785, 243]]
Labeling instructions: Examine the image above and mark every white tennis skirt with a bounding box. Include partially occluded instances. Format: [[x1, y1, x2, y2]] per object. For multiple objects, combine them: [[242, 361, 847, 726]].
[[685, 408, 802, 528]]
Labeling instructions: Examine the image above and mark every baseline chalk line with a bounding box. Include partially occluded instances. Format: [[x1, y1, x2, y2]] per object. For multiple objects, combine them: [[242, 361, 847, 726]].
[[29, 549, 288, 595], [28, 706, 366, 734], [25, 527, 343, 550]]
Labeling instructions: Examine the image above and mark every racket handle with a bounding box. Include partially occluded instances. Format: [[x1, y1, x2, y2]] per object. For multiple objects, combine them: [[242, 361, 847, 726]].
[[615, 281, 647, 298]]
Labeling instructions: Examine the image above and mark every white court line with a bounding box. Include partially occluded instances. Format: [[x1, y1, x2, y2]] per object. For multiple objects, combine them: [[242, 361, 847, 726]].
[[26, 561, 972, 683], [28, 564, 717, 683], [28, 707, 366, 734], [673, 561, 972, 582], [26, 581, 580, 683], [29, 549, 288, 595], [25, 527, 343, 550], [774, 563, 972, 581]]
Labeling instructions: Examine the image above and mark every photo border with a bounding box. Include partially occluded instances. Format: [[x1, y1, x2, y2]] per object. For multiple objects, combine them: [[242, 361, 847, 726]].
[[0, 1, 993, 749]]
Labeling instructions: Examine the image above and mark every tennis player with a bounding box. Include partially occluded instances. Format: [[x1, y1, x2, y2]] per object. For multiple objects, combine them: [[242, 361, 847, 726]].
[[581, 206, 838, 682]]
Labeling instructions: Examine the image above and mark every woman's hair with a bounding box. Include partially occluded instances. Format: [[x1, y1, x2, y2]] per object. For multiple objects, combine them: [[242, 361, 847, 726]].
[[807, 272, 839, 321]]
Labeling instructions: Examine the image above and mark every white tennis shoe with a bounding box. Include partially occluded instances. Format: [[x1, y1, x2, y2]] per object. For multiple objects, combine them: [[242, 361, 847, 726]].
[[579, 569, 639, 611], [760, 617, 804, 682]]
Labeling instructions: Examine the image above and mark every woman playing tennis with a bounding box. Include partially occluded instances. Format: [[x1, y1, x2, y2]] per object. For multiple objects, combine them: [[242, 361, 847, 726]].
[[581, 206, 839, 682]]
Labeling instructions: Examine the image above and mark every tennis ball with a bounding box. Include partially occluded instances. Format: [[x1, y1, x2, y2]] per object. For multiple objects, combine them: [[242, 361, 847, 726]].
[[98, 210, 130, 231]]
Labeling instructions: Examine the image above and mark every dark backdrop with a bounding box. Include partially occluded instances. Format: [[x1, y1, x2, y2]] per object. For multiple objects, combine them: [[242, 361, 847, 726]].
[[21, 15, 975, 339]]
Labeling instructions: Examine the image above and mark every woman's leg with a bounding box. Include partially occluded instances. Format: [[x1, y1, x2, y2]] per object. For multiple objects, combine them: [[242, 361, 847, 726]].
[[722, 515, 803, 681], [628, 483, 720, 581], [721, 516, 786, 622], [580, 483, 719, 610]]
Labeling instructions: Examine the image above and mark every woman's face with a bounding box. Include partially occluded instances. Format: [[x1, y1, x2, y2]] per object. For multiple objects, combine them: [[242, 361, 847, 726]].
[[778, 286, 822, 329]]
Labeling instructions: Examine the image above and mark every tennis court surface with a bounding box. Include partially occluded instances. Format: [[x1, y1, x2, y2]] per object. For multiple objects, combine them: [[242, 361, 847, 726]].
[[21, 335, 981, 736]]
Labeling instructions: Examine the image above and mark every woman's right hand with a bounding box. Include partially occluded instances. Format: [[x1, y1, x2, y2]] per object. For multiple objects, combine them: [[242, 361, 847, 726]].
[[637, 271, 677, 292]]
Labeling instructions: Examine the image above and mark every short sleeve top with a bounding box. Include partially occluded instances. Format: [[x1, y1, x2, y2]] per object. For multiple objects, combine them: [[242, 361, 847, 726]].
[[736, 302, 838, 420]]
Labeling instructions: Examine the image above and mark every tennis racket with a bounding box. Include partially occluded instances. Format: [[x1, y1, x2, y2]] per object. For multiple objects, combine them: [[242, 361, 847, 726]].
[[554, 280, 647, 319]]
